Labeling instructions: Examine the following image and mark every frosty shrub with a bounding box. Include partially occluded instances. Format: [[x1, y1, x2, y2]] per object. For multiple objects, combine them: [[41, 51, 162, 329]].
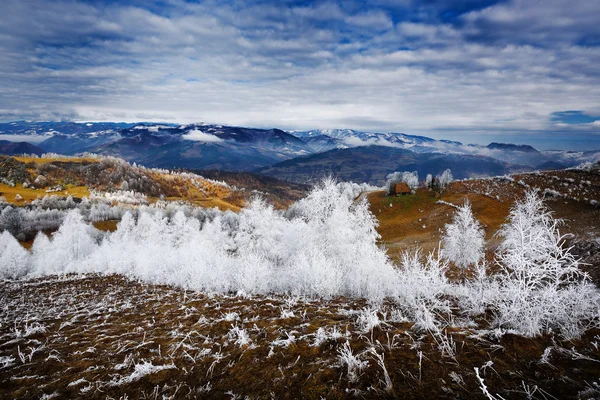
[[441, 200, 485, 281], [7, 179, 399, 302], [492, 190, 599, 338], [437, 169, 453, 192], [0, 207, 23, 238], [30, 210, 101, 275], [395, 250, 452, 331], [0, 231, 30, 279]]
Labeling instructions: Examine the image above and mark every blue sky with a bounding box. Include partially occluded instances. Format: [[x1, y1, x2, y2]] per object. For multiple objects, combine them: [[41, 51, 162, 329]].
[[1, 0, 600, 149]]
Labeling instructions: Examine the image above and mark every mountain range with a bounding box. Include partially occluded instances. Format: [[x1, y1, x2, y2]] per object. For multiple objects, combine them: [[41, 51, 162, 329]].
[[1, 121, 598, 185]]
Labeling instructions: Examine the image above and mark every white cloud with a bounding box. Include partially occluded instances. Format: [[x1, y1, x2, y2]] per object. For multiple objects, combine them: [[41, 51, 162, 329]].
[[0, 0, 599, 150], [181, 129, 224, 142]]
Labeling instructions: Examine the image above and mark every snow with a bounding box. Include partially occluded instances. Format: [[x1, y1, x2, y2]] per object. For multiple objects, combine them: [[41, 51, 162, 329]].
[[111, 361, 176, 386]]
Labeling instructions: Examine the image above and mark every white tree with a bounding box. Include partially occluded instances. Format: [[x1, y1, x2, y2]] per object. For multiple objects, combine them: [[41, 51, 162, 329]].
[[425, 174, 433, 189], [437, 169, 453, 192], [493, 190, 599, 338], [0, 230, 30, 279], [441, 200, 485, 282]]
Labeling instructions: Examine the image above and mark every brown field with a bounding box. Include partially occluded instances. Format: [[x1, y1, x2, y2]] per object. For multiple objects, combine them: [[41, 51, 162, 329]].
[[0, 183, 90, 203], [371, 169, 600, 261], [369, 187, 512, 259], [14, 156, 100, 165], [1, 275, 599, 399]]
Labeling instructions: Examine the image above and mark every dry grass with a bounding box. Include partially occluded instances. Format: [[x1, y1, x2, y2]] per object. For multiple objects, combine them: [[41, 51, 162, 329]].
[[1, 275, 599, 399], [369, 188, 512, 258], [14, 156, 100, 165], [0, 183, 90, 203], [370, 169, 600, 258]]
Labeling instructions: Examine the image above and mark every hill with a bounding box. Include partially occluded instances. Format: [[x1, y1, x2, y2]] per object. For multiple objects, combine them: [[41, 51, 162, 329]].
[[0, 155, 242, 210], [1, 163, 600, 399], [0, 140, 44, 156], [256, 146, 530, 185], [369, 165, 600, 280]]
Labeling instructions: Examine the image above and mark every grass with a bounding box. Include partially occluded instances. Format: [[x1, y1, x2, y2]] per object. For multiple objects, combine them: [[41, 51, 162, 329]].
[[14, 156, 100, 165], [0, 183, 90, 203], [368, 187, 510, 256], [1, 274, 598, 399]]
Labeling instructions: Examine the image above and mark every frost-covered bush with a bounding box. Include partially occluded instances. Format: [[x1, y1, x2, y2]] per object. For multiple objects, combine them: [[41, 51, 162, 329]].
[[10, 180, 399, 302], [0, 231, 30, 279], [0, 207, 23, 238], [335, 181, 379, 200], [491, 190, 599, 338], [395, 251, 452, 331], [31, 211, 101, 275], [437, 169, 453, 192], [441, 200, 485, 281], [89, 190, 148, 206]]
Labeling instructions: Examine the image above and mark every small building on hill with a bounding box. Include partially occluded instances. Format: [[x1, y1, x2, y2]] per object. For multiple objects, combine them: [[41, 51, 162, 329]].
[[393, 182, 411, 196]]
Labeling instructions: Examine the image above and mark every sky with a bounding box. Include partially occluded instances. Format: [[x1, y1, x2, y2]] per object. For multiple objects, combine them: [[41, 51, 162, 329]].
[[1, 0, 600, 149]]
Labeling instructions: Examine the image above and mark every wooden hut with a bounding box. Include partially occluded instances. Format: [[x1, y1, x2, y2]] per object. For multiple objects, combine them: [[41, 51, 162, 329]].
[[393, 182, 411, 196]]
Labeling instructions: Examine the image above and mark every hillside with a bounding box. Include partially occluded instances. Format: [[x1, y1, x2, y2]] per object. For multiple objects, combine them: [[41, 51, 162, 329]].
[[369, 166, 600, 280], [0, 140, 44, 156], [1, 157, 600, 399], [2, 274, 599, 399], [257, 146, 530, 185], [0, 155, 242, 211]]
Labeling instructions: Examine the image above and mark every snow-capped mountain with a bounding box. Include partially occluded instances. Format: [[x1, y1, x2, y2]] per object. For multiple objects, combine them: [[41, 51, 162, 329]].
[[287, 129, 598, 169], [1, 122, 598, 179], [0, 122, 312, 171]]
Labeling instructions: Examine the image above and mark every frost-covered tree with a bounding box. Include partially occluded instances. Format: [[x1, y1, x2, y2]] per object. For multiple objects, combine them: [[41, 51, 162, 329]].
[[437, 169, 453, 193], [492, 190, 599, 338], [0, 206, 23, 238], [425, 174, 433, 189], [0, 230, 30, 279], [441, 200, 485, 281]]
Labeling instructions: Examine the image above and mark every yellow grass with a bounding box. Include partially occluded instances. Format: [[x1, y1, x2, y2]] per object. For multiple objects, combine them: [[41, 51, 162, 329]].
[[369, 186, 511, 256], [14, 156, 100, 165], [0, 183, 90, 203]]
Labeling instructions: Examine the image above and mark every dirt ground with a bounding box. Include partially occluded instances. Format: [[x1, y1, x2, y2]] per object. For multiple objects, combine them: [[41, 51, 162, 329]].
[[1, 275, 600, 399]]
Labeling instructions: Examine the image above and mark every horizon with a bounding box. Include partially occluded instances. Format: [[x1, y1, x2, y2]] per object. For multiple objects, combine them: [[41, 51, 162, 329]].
[[0, 119, 598, 151]]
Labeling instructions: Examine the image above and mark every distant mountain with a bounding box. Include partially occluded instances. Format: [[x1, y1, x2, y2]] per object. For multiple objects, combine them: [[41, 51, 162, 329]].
[[0, 122, 585, 182], [288, 129, 556, 168], [0, 121, 137, 136], [256, 145, 530, 185], [0, 122, 313, 171], [543, 149, 600, 167], [92, 125, 311, 171], [486, 142, 539, 153], [0, 140, 44, 156]]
